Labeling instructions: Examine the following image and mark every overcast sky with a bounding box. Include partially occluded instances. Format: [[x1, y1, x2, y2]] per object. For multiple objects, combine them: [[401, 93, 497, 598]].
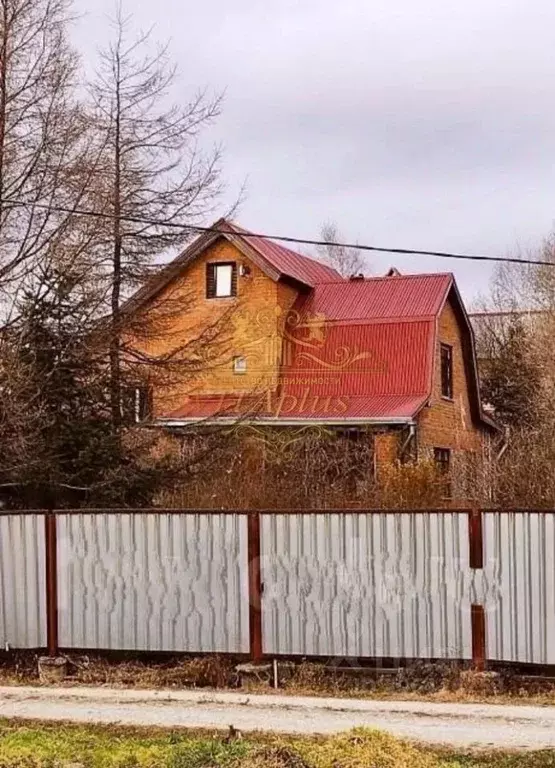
[[72, 0, 555, 303]]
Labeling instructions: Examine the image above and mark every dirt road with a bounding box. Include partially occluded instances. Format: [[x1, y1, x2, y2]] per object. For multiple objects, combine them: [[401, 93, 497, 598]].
[[1, 686, 554, 750]]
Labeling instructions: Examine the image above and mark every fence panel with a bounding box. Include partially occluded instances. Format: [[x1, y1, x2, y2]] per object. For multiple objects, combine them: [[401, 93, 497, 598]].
[[483, 512, 555, 665], [57, 513, 249, 653], [0, 514, 46, 648], [261, 512, 473, 659]]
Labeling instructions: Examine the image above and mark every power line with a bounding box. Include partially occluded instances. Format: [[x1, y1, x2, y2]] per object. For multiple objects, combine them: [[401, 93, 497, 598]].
[[5, 199, 555, 267]]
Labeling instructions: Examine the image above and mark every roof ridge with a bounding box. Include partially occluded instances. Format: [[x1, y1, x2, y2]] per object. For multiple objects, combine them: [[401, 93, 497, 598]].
[[223, 219, 343, 284], [308, 272, 454, 286], [225, 223, 453, 282], [226, 219, 320, 260]]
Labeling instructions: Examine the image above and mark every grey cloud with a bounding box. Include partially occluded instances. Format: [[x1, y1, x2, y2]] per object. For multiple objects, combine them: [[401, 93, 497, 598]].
[[73, 0, 555, 299]]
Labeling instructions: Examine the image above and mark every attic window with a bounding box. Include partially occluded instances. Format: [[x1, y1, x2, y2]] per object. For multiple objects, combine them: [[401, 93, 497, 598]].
[[206, 262, 237, 298]]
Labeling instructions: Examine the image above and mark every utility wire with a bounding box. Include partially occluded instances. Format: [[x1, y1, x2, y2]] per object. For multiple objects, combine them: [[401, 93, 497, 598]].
[[5, 199, 555, 267]]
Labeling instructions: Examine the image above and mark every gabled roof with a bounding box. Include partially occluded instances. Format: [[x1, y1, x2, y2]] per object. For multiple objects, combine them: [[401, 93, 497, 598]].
[[122, 219, 342, 313]]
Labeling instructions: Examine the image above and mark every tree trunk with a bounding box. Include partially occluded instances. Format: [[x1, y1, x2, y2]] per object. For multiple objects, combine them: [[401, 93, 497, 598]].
[[110, 56, 122, 432], [0, 1, 10, 220]]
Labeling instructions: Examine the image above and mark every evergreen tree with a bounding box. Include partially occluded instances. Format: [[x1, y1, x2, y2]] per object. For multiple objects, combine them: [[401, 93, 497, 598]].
[[0, 263, 174, 507], [480, 318, 541, 429]]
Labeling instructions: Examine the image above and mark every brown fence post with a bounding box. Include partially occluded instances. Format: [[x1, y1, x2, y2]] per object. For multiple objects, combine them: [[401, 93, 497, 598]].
[[471, 604, 486, 671], [247, 512, 263, 661], [469, 509, 486, 669], [44, 511, 59, 656], [468, 509, 484, 569]]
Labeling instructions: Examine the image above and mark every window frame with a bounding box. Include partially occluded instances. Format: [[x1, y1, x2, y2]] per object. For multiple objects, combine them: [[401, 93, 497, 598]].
[[440, 342, 453, 400], [206, 261, 237, 299], [121, 385, 152, 424], [434, 447, 452, 498], [232, 355, 247, 375]]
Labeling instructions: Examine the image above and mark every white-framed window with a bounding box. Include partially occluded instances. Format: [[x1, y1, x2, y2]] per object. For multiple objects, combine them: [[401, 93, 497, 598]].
[[233, 356, 247, 374], [206, 262, 236, 298]]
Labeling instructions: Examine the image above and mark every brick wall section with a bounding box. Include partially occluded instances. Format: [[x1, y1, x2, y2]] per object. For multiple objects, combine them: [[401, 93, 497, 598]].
[[130, 238, 302, 416], [375, 432, 399, 467], [276, 281, 304, 375], [417, 297, 483, 457]]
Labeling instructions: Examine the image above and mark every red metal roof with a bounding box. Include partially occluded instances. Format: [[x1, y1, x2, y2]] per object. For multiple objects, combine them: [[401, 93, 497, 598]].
[[168, 315, 439, 423], [226, 222, 343, 287], [249, 275, 451, 420], [284, 395, 429, 420], [152, 229, 491, 427], [281, 320, 434, 399], [299, 273, 453, 321], [168, 393, 428, 421], [168, 395, 266, 420]]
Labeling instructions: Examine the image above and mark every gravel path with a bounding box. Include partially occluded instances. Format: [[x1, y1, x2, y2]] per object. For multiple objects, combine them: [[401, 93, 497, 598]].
[[1, 686, 555, 750]]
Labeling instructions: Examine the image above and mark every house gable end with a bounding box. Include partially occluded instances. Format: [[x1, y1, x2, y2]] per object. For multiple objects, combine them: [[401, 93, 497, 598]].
[[122, 219, 338, 317], [419, 282, 497, 452]]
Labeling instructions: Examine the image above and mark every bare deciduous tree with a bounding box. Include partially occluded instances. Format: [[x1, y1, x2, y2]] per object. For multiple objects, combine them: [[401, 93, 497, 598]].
[[316, 221, 366, 277], [0, 0, 93, 310], [470, 234, 555, 506], [88, 4, 225, 429]]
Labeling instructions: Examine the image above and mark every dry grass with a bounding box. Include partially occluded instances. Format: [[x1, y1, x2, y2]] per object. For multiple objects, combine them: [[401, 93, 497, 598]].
[[280, 661, 555, 705], [0, 652, 236, 690], [2, 653, 555, 707]]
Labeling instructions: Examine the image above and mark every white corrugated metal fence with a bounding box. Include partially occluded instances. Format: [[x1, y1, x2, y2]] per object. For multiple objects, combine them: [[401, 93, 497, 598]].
[[0, 514, 46, 648], [0, 509, 554, 665], [57, 513, 249, 653], [260, 512, 475, 659]]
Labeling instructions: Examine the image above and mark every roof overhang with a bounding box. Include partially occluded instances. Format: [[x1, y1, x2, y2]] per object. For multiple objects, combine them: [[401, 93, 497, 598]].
[[156, 416, 416, 428]]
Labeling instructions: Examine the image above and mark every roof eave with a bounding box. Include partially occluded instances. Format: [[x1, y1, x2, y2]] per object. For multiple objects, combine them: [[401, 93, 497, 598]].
[[156, 415, 417, 428]]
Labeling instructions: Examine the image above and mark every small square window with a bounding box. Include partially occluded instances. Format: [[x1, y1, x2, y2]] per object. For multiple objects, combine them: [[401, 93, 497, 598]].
[[440, 343, 453, 399], [233, 356, 247, 374], [434, 447, 451, 472], [206, 262, 237, 298]]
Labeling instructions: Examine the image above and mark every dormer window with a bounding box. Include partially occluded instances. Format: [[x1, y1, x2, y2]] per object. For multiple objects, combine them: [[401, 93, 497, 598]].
[[206, 262, 237, 298]]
